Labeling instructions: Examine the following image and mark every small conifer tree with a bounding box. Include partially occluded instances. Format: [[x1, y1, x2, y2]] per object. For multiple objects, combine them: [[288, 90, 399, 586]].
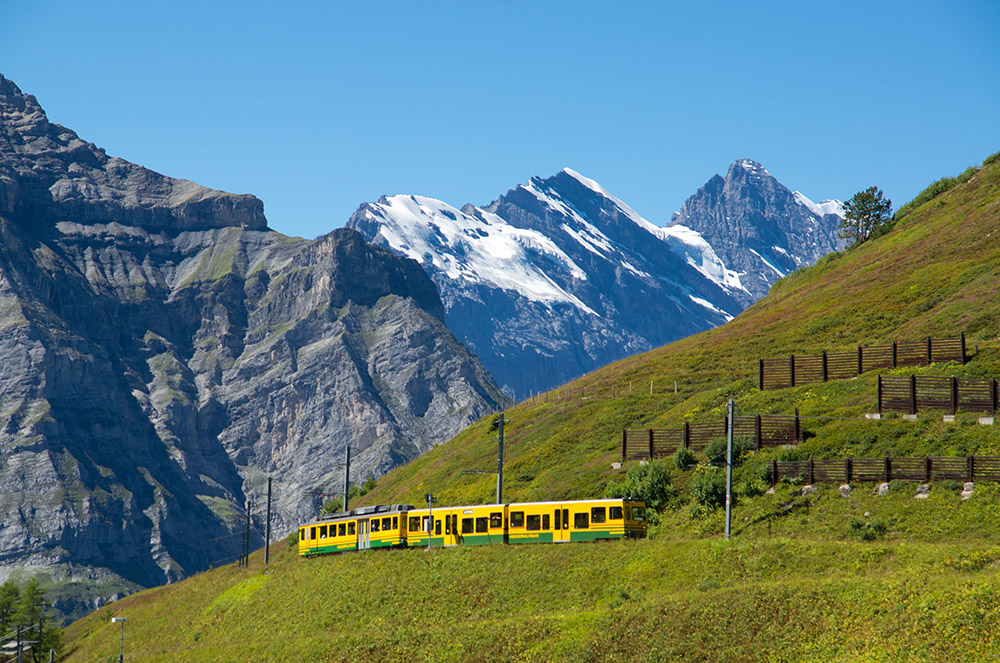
[[839, 186, 893, 246]]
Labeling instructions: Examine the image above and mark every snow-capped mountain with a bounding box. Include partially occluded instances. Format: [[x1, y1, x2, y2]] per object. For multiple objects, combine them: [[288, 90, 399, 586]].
[[349, 168, 747, 398], [671, 159, 845, 301]]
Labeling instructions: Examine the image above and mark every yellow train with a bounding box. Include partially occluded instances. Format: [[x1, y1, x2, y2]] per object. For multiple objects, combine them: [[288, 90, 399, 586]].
[[298, 498, 647, 557]]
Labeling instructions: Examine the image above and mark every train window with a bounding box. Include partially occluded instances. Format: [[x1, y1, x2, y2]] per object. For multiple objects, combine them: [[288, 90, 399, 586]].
[[310, 527, 316, 540], [510, 511, 524, 528], [348, 522, 355, 535], [526, 515, 540, 531], [554, 510, 561, 530], [542, 514, 550, 530], [632, 507, 646, 522], [476, 517, 489, 533], [299, 529, 305, 541], [409, 517, 420, 531], [462, 518, 474, 534], [591, 507, 606, 524], [393, 517, 398, 529], [610, 507, 623, 520], [445, 517, 452, 535], [371, 519, 380, 532], [382, 517, 392, 530], [574, 513, 589, 529], [339, 523, 346, 536], [320, 525, 328, 538], [423, 516, 431, 532], [435, 519, 442, 535], [490, 512, 503, 528]]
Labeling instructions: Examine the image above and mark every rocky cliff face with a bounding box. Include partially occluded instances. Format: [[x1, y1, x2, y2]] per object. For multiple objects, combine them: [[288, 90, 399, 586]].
[[670, 159, 845, 300], [0, 74, 508, 620]]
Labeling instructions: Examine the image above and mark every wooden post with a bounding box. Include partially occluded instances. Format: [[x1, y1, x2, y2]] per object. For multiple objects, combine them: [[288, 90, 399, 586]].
[[683, 422, 690, 450], [892, 341, 898, 368], [846, 457, 853, 484], [926, 336, 932, 364], [925, 456, 932, 483], [951, 377, 958, 415], [794, 408, 801, 442], [755, 414, 762, 450], [885, 455, 891, 483], [822, 351, 828, 382], [790, 354, 796, 387], [857, 345, 863, 376], [759, 358, 764, 390], [961, 331, 967, 364], [993, 379, 998, 414], [808, 457, 814, 485], [621, 430, 627, 461], [910, 374, 917, 414], [968, 455, 974, 482], [877, 375, 883, 414], [648, 429, 654, 460], [772, 459, 779, 487]]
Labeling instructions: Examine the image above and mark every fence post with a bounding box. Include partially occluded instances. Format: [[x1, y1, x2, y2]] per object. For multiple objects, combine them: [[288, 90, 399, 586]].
[[621, 430, 627, 462], [684, 422, 690, 450], [910, 374, 917, 415], [857, 345, 863, 376], [772, 459, 779, 487], [968, 455, 974, 482], [755, 414, 762, 450], [759, 358, 764, 390], [993, 379, 998, 414], [926, 336, 932, 364], [822, 351, 828, 382], [925, 457, 931, 483], [877, 375, 883, 414], [951, 377, 958, 415], [794, 408, 801, 442], [790, 354, 796, 387], [892, 341, 898, 368], [808, 457, 814, 485], [845, 457, 852, 484], [648, 429, 654, 460], [885, 455, 891, 482], [961, 331, 967, 364]]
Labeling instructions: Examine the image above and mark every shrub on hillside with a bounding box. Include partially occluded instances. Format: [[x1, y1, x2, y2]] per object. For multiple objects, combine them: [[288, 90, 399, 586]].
[[605, 458, 678, 511], [672, 446, 697, 471], [849, 516, 888, 542], [689, 467, 727, 509], [704, 435, 755, 467]]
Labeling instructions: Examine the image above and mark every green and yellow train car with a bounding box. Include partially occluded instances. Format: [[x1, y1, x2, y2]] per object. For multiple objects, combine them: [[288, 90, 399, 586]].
[[298, 498, 646, 557]]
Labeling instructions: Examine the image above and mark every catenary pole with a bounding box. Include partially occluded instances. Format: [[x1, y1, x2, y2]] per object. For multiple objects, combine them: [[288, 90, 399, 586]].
[[496, 412, 505, 504], [725, 399, 734, 540], [343, 445, 351, 513], [265, 477, 272, 565]]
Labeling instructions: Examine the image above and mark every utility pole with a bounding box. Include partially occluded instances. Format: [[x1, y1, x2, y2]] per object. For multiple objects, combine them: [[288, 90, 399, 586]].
[[244, 498, 251, 567], [265, 477, 272, 565], [425, 493, 437, 551], [496, 413, 505, 504], [343, 445, 352, 513], [725, 399, 734, 541]]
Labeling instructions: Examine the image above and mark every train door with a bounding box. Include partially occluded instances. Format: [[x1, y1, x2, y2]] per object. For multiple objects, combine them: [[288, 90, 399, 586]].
[[358, 518, 370, 550], [553, 506, 570, 542]]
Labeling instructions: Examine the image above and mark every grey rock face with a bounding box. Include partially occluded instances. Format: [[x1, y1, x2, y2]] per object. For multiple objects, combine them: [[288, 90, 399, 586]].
[[0, 74, 508, 621], [671, 159, 845, 302]]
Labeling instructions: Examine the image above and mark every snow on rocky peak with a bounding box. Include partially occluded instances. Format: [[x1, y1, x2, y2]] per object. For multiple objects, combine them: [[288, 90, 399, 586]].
[[360, 194, 596, 314], [793, 191, 844, 219]]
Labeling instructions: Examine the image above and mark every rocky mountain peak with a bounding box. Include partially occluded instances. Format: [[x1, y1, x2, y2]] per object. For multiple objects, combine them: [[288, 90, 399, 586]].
[[0, 73, 267, 233]]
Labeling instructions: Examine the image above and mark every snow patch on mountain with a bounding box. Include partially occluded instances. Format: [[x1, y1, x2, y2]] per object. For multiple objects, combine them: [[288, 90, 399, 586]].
[[793, 191, 844, 219]]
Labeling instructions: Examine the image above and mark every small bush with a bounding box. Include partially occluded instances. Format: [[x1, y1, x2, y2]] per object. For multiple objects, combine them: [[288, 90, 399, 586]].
[[984, 150, 1000, 166], [690, 468, 727, 509], [605, 458, 678, 511], [849, 516, 888, 542], [704, 436, 755, 467], [673, 446, 697, 471]]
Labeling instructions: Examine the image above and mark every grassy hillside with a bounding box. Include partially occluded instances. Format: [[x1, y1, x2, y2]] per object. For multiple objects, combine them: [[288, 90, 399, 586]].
[[60, 152, 1000, 661]]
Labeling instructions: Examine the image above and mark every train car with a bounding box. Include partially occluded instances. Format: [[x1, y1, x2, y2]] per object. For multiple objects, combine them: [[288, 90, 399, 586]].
[[298, 498, 646, 558], [298, 504, 413, 557]]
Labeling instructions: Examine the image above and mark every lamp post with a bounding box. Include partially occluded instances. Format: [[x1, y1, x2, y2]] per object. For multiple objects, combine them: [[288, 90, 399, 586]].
[[111, 617, 127, 663]]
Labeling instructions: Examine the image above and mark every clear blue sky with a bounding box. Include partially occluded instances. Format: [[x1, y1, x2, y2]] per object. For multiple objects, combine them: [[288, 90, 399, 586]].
[[2, 1, 998, 239]]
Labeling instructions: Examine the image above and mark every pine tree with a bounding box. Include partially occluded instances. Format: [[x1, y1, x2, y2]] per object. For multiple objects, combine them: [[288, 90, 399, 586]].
[[0, 579, 19, 629], [838, 186, 893, 246]]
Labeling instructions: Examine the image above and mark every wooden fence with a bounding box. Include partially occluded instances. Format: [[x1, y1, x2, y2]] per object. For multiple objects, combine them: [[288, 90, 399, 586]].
[[622, 412, 802, 461], [877, 375, 999, 414], [758, 334, 966, 390], [771, 455, 1000, 485]]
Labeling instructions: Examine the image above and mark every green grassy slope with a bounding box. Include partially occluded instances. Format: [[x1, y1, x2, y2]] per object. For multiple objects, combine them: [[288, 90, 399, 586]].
[[61, 152, 1000, 661]]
